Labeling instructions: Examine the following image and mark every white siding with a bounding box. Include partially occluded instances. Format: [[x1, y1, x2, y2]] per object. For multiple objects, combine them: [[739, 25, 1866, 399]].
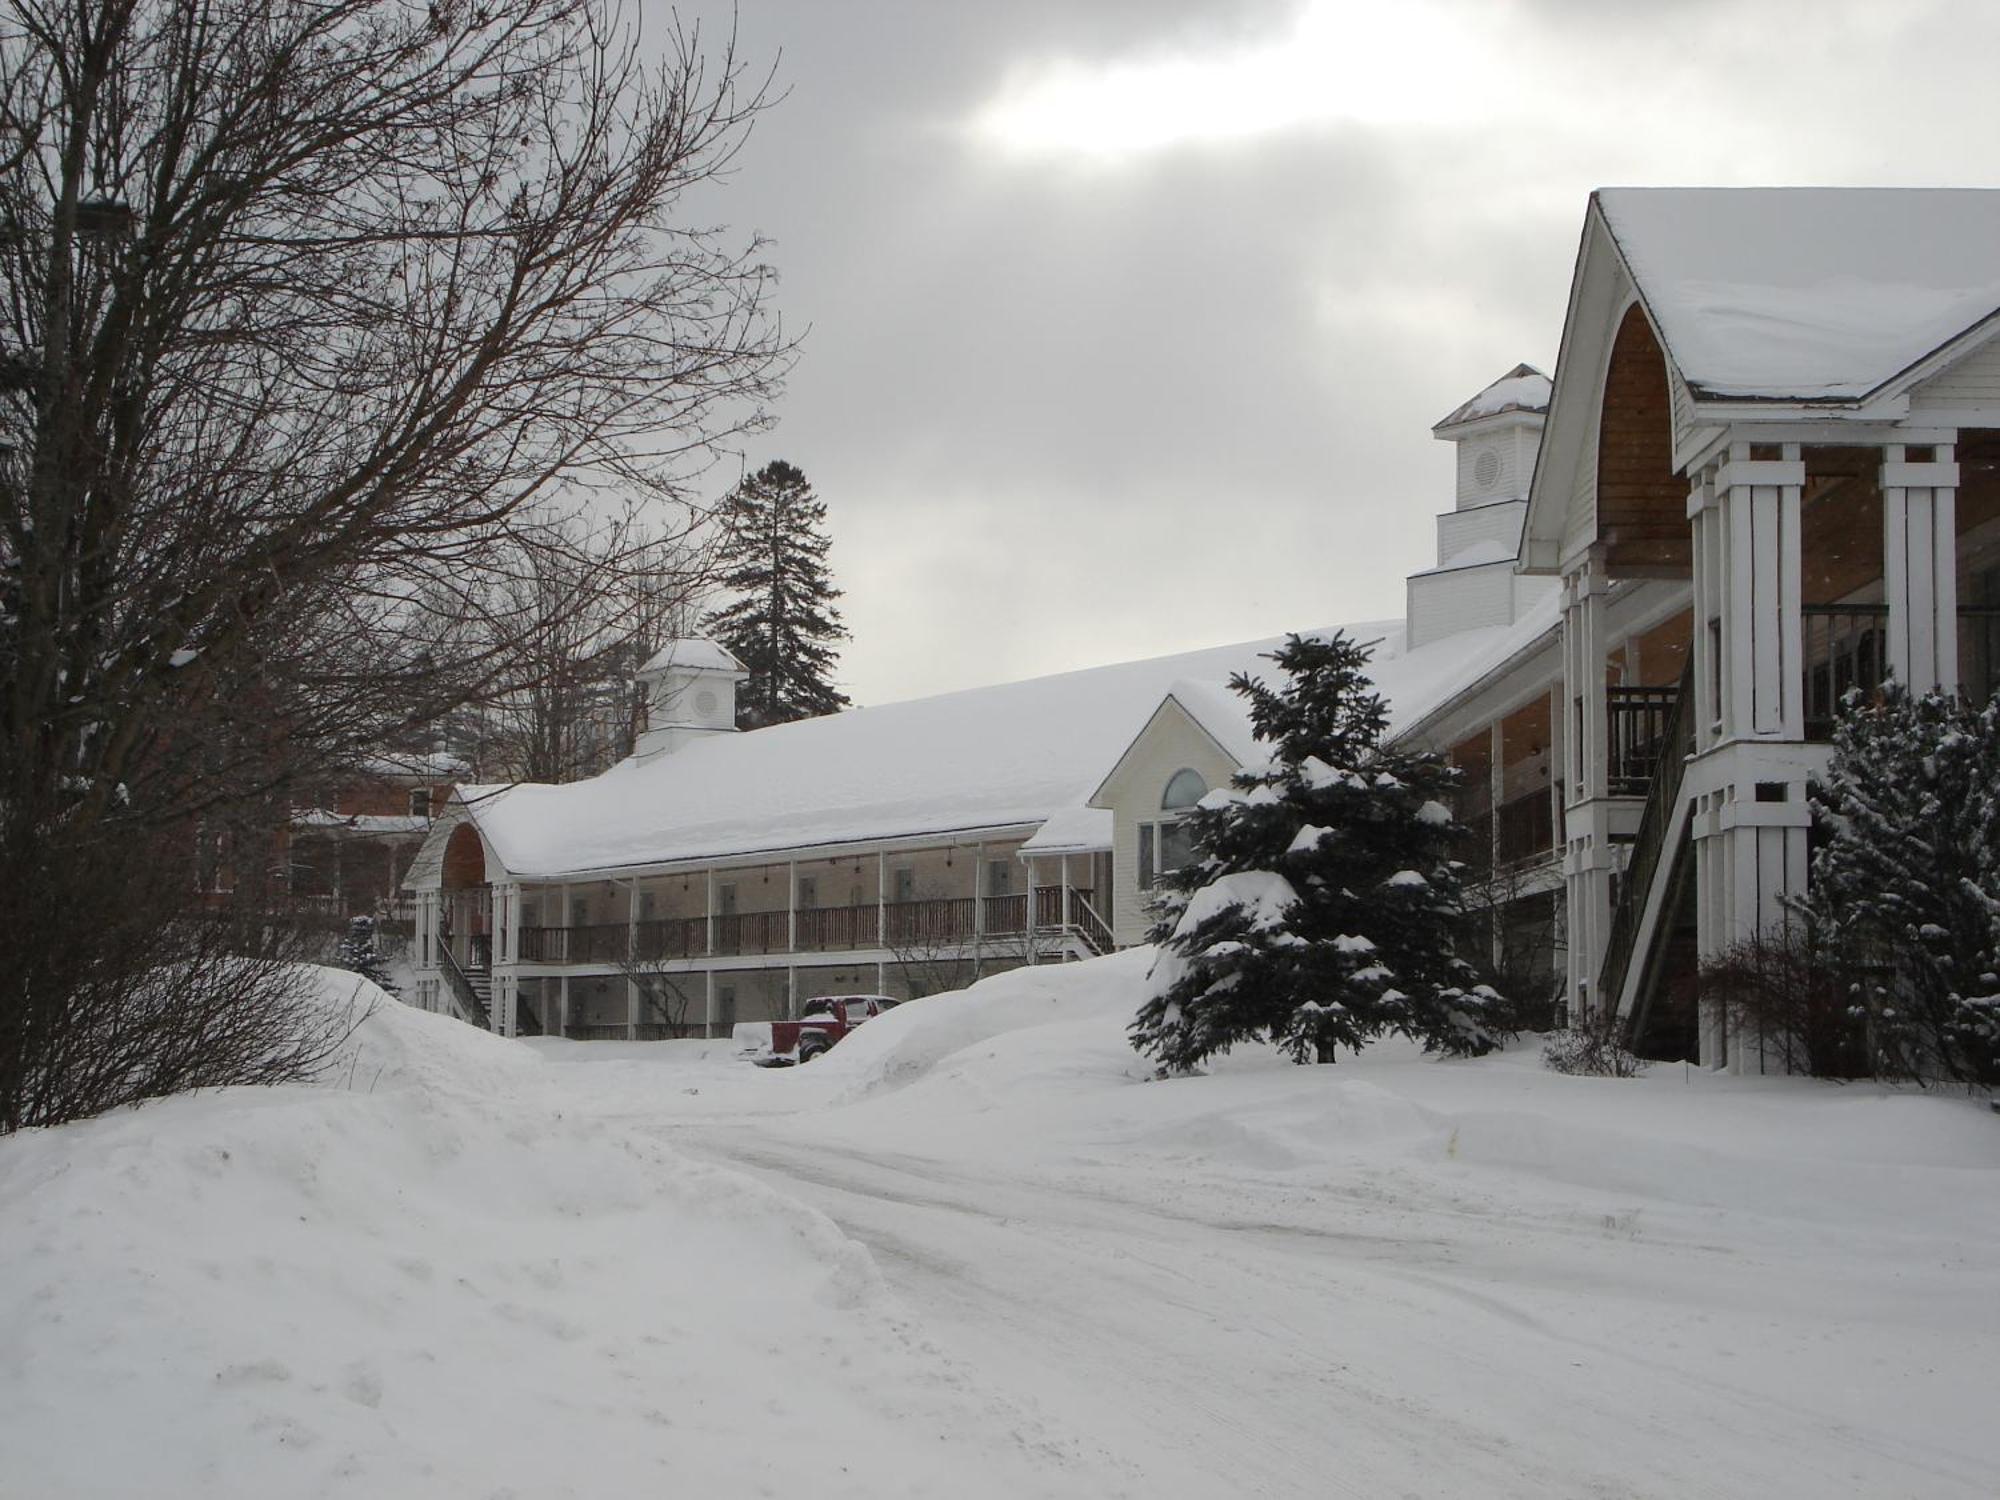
[[1094, 701, 1244, 948], [1406, 563, 1514, 649], [1452, 420, 1543, 510], [1907, 331, 2000, 414], [1436, 499, 1527, 564]]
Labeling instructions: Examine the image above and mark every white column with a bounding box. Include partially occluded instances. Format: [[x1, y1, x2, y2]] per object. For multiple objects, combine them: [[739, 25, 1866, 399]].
[[972, 842, 986, 981], [1882, 442, 1961, 695], [704, 869, 716, 956], [1488, 720, 1505, 871], [787, 858, 798, 955], [876, 851, 887, 948], [626, 880, 640, 1041], [1690, 442, 1813, 1071], [1713, 443, 1805, 740], [1688, 464, 1715, 751], [1559, 555, 1614, 1018]]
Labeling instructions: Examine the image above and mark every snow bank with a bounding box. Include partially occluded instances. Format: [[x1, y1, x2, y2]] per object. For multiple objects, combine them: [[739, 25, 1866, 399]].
[[810, 948, 1155, 1100], [306, 966, 539, 1099], [0, 972, 1084, 1499]]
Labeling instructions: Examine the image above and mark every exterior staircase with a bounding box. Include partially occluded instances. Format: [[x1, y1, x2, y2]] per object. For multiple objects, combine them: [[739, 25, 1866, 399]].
[[438, 946, 492, 1031], [1597, 654, 1696, 1047]]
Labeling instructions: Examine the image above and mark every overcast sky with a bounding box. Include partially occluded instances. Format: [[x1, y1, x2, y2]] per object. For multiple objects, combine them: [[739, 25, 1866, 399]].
[[669, 0, 2000, 706]]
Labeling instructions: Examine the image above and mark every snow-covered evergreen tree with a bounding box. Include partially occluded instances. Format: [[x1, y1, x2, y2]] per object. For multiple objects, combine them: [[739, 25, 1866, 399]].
[[702, 461, 851, 729], [338, 917, 399, 999], [1131, 633, 1508, 1072], [1808, 683, 2000, 1087]]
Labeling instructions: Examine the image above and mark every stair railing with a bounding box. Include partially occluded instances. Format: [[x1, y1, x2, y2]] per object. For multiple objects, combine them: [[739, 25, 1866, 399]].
[[437, 943, 491, 1029], [1596, 654, 1696, 1027]]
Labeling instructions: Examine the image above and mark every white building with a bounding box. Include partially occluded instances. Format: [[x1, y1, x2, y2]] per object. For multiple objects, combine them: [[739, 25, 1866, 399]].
[[407, 185, 2000, 1073]]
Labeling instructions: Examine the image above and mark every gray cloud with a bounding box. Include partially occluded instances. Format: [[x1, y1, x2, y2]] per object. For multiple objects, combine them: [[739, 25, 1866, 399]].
[[663, 0, 2000, 704]]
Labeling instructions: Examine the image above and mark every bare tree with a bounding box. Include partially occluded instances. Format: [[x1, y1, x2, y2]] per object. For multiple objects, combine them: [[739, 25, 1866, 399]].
[[464, 509, 707, 784], [613, 953, 700, 1039], [0, 0, 789, 1130], [884, 878, 1033, 999]]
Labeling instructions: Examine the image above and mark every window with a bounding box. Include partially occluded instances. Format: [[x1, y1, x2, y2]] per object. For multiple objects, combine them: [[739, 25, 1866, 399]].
[[570, 897, 588, 927], [985, 859, 1013, 897], [715, 985, 737, 1027], [409, 788, 431, 819], [1140, 770, 1206, 889], [1161, 768, 1207, 811], [797, 875, 819, 910], [893, 866, 916, 903], [718, 882, 738, 916]]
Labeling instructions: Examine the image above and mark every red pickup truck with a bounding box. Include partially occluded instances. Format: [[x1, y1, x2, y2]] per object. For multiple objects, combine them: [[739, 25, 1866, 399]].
[[750, 994, 899, 1066]]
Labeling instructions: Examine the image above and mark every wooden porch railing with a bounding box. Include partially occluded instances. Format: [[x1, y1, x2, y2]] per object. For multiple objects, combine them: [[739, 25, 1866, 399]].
[[512, 887, 1104, 965], [1606, 685, 1680, 797], [1802, 603, 1887, 740]]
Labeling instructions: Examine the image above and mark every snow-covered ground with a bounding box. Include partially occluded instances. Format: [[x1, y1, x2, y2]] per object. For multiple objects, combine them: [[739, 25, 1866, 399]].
[[4, 957, 1996, 1498]]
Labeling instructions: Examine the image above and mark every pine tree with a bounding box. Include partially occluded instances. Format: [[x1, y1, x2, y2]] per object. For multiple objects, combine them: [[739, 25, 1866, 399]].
[[338, 917, 400, 1000], [702, 461, 851, 729], [1808, 683, 2000, 1087], [1130, 633, 1509, 1072]]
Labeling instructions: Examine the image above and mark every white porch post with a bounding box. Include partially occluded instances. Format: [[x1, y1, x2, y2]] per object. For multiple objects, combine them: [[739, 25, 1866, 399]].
[[972, 840, 986, 981], [876, 852, 888, 997], [1690, 441, 1813, 1074], [1882, 441, 1960, 695], [1559, 552, 1614, 1020], [1024, 854, 1037, 967], [787, 858, 798, 955], [491, 880, 519, 1036], [1488, 720, 1505, 876], [626, 880, 640, 1041], [705, 967, 716, 1039]]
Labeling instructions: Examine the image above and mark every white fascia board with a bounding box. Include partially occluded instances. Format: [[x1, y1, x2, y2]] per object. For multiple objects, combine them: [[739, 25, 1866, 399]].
[[1432, 408, 1546, 443], [1521, 208, 1607, 568]]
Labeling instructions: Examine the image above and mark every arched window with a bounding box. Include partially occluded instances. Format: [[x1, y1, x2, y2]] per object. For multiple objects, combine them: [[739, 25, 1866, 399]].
[[1141, 769, 1208, 889]]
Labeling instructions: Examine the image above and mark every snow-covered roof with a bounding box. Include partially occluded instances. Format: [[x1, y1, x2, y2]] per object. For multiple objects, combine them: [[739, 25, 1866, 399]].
[[293, 810, 432, 837], [1019, 806, 1113, 856], [1432, 364, 1551, 432], [1595, 187, 2000, 401], [465, 636, 1302, 877], [638, 638, 748, 678], [459, 614, 1549, 879], [363, 751, 468, 780]]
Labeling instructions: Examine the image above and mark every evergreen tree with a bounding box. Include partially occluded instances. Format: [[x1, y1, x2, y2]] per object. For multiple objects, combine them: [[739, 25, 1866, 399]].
[[1131, 633, 1509, 1072], [702, 461, 851, 728], [338, 917, 400, 1000], [1808, 683, 2000, 1087]]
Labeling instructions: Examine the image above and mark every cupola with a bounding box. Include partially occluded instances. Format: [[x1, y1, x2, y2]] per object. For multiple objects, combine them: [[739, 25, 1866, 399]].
[[632, 637, 749, 760]]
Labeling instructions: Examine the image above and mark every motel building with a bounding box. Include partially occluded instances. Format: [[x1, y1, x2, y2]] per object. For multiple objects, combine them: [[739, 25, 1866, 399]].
[[405, 187, 2000, 1073]]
